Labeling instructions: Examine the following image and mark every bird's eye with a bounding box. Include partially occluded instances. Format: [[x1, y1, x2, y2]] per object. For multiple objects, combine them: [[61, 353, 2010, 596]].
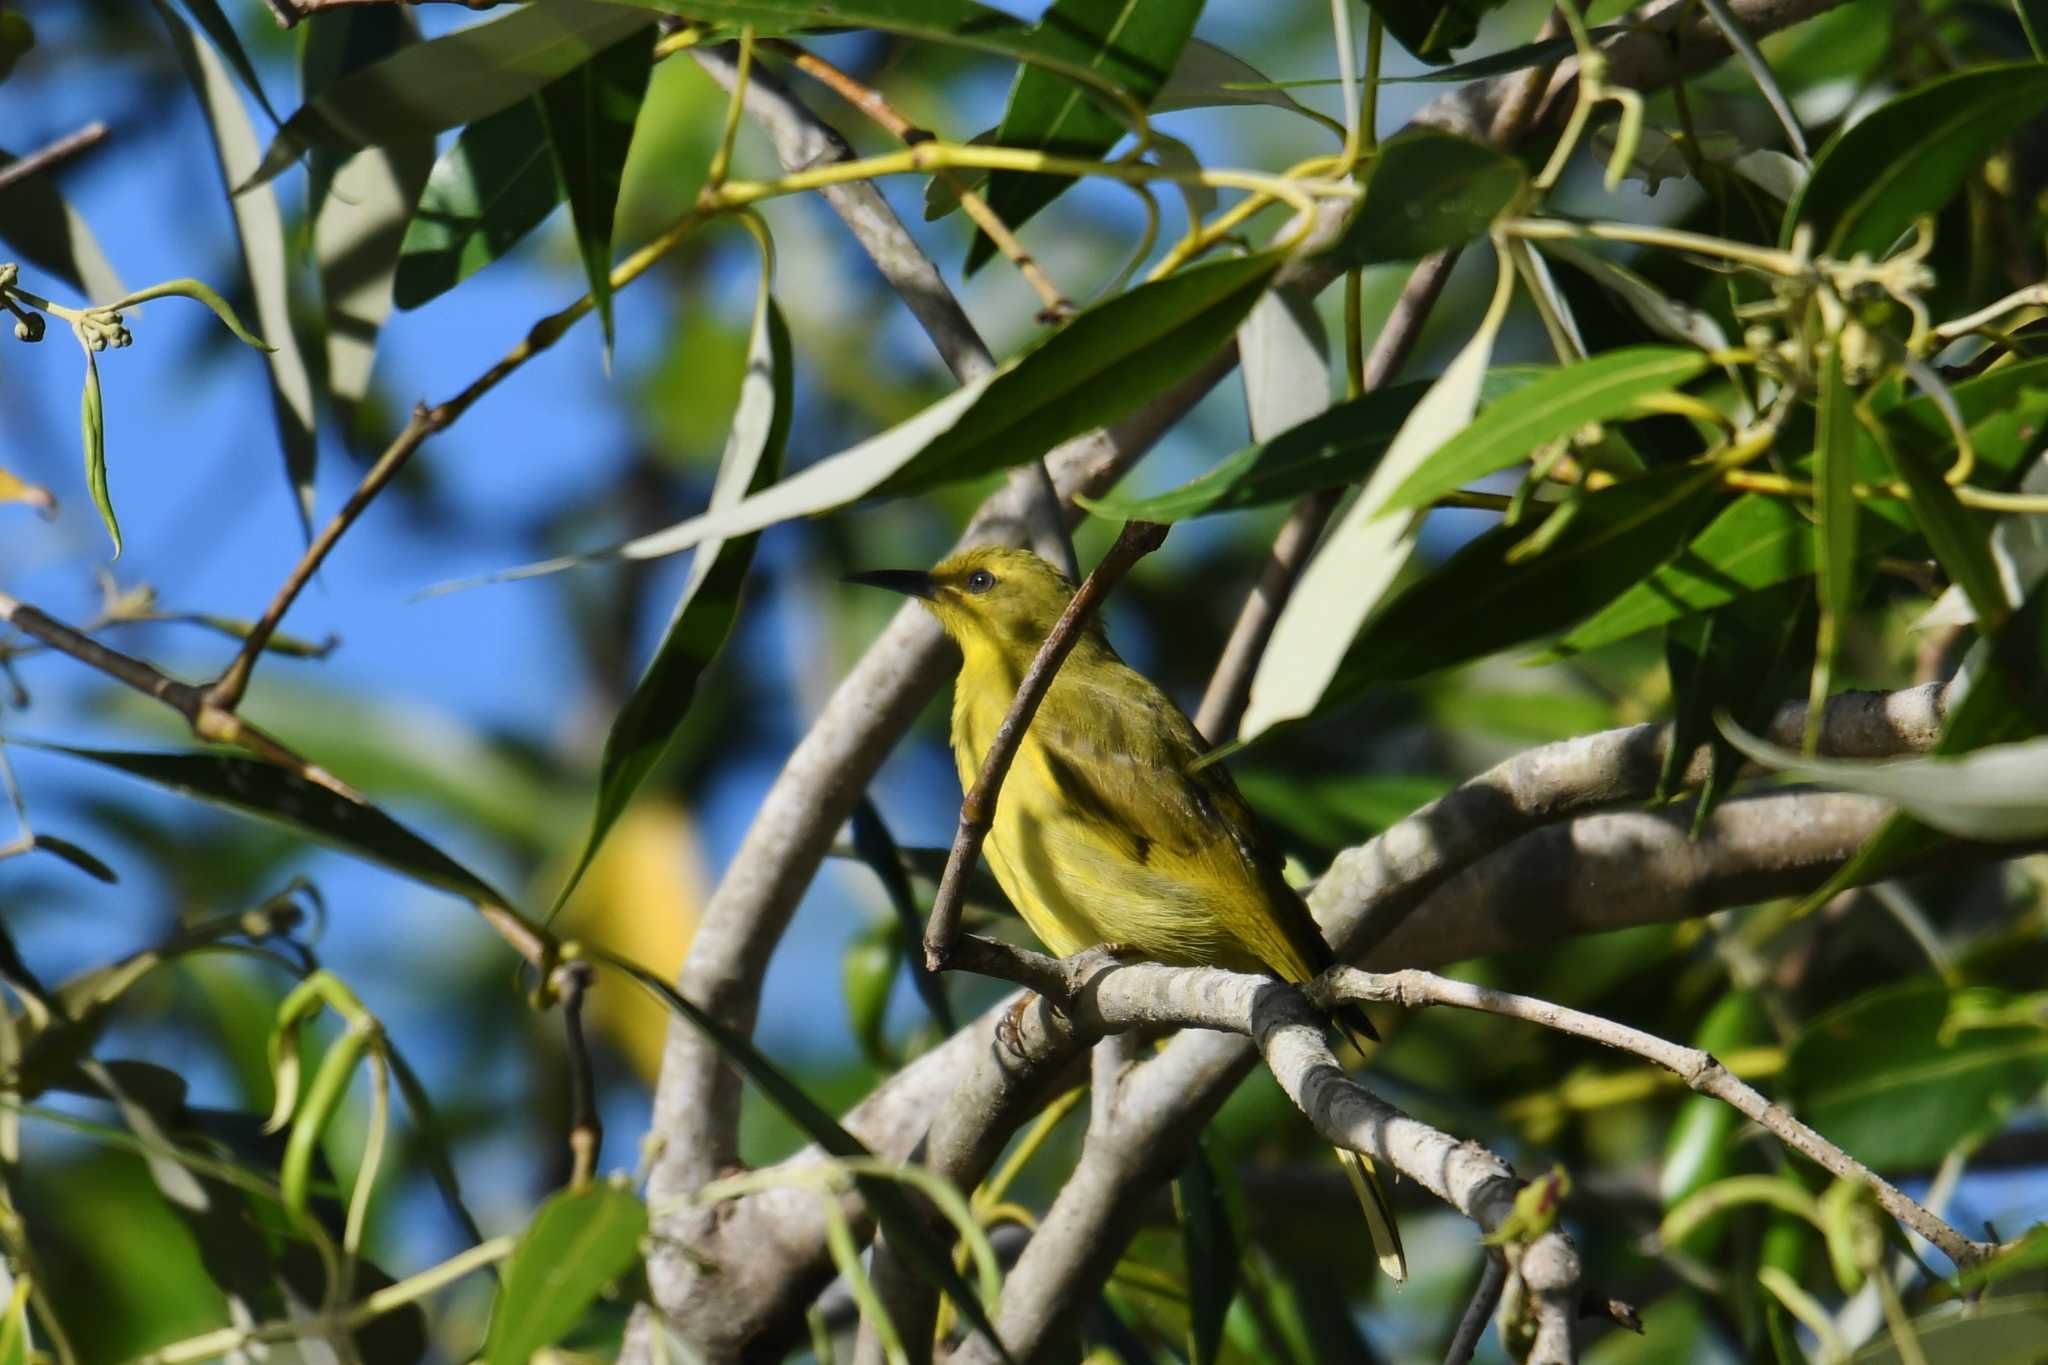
[[964, 569, 997, 593]]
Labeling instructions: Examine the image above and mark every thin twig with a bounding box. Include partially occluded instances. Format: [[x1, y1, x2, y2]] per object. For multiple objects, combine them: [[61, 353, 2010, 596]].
[[556, 960, 603, 1189], [1446, 1251, 1508, 1365], [923, 520, 1169, 970], [1317, 967, 2000, 1270], [0, 123, 110, 196]]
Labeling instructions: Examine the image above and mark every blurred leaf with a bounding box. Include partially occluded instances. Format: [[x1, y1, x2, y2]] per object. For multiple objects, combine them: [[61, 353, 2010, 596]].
[[0, 145, 125, 302], [1787, 62, 2048, 257], [1078, 381, 1427, 523], [1239, 287, 1329, 443], [592, 948, 1014, 1362], [1539, 240, 1732, 354], [1810, 342, 1858, 722], [1174, 1137, 1240, 1365], [537, 26, 654, 358], [850, 798, 954, 1034], [965, 0, 1200, 274], [1722, 720, 2048, 840], [1323, 463, 1726, 692], [1154, 38, 1330, 124], [482, 1181, 646, 1365], [553, 288, 790, 911], [1382, 24, 1622, 81], [246, 0, 656, 188], [842, 918, 901, 1067], [1661, 993, 1767, 1254], [79, 343, 112, 554], [1557, 358, 2048, 653], [167, 0, 279, 122], [0, 466, 54, 517], [29, 833, 117, 883], [1325, 128, 1527, 269], [0, 10, 31, 83], [1234, 771, 1447, 853], [395, 100, 560, 309], [468, 251, 1282, 582], [1360, 0, 1505, 63], [156, 0, 320, 535], [2019, 0, 2048, 60], [1952, 1223, 2048, 1293], [302, 8, 435, 407], [1879, 405, 2007, 632], [1385, 346, 1710, 513], [27, 742, 512, 908], [1851, 1295, 2048, 1364], [1785, 981, 2048, 1169], [1240, 256, 1514, 739]]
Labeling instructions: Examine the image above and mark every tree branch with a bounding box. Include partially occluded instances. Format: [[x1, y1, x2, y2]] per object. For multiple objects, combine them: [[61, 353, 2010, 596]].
[[0, 123, 110, 197]]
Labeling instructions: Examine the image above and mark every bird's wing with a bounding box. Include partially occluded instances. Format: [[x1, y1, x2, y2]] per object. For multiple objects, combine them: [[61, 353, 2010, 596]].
[[1029, 669, 1336, 983]]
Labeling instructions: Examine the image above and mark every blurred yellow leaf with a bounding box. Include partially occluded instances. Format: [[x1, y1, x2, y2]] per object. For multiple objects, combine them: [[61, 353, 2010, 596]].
[[0, 466, 55, 517]]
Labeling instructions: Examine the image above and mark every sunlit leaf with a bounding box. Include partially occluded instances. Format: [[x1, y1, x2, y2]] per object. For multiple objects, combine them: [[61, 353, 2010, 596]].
[[1239, 287, 1329, 443], [482, 1182, 646, 1365], [1154, 38, 1330, 125], [1325, 127, 1527, 269], [395, 100, 562, 309]]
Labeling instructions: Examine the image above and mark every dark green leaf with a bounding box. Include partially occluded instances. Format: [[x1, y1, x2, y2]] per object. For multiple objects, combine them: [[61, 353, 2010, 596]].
[[0, 145, 125, 302], [1787, 982, 2048, 1170], [537, 27, 654, 356], [1387, 347, 1710, 514], [169, 0, 279, 123], [1175, 1138, 1240, 1365], [1661, 993, 1767, 1255], [1153, 38, 1331, 124], [1359, 0, 1506, 64], [1878, 407, 2007, 633], [1951, 1224, 2048, 1293], [552, 294, 791, 910], [1325, 127, 1527, 269], [1080, 381, 1429, 522], [395, 100, 562, 310], [1787, 62, 2048, 257], [1810, 341, 1859, 721], [1324, 463, 1725, 693], [25, 742, 512, 908], [30, 833, 117, 883], [302, 8, 435, 407], [2019, 0, 2048, 60], [483, 1182, 646, 1365], [590, 947, 1014, 1363], [246, 0, 656, 188], [851, 799, 954, 1035], [966, 0, 1201, 274], [1382, 24, 1623, 81]]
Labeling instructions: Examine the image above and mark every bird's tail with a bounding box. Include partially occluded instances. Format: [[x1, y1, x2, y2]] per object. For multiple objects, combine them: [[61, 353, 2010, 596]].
[[1331, 1015, 1406, 1280]]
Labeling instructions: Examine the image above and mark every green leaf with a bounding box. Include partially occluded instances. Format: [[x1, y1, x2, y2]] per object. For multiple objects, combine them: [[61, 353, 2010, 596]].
[[841, 917, 901, 1067], [108, 278, 272, 352], [850, 799, 954, 1035], [1878, 406, 2007, 633], [483, 1182, 647, 1365], [26, 742, 513, 909], [1386, 346, 1711, 514], [2019, 0, 2048, 61], [168, 0, 280, 123], [1556, 358, 2048, 653], [394, 100, 562, 310], [156, 1, 320, 535], [1852, 1294, 2048, 1364], [1809, 341, 1859, 727], [1326, 127, 1527, 269], [1153, 38, 1332, 126], [1079, 381, 1429, 522], [591, 948, 1015, 1363], [1786, 982, 2048, 1170], [1239, 287, 1330, 443], [302, 8, 436, 407], [537, 26, 654, 358], [965, 0, 1201, 275], [457, 251, 1282, 585], [79, 343, 113, 556], [0, 145, 125, 302], [1175, 1137, 1240, 1365], [1382, 24, 1622, 81], [1661, 993, 1768, 1254], [245, 0, 656, 189], [1327, 463, 1726, 693], [552, 287, 791, 910], [1951, 1224, 2048, 1294], [1787, 62, 2048, 258], [1538, 240, 1732, 354], [1236, 771, 1448, 855], [1360, 0, 1504, 64]]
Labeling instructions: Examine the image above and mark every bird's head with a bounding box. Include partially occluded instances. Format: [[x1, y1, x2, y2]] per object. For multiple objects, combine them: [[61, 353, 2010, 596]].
[[846, 546, 1090, 662]]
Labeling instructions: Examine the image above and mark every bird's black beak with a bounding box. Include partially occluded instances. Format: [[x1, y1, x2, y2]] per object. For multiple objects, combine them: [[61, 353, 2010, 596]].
[[844, 568, 937, 600]]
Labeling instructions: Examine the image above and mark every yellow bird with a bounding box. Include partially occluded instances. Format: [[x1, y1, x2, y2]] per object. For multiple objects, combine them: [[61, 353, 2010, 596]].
[[849, 545, 1405, 1279]]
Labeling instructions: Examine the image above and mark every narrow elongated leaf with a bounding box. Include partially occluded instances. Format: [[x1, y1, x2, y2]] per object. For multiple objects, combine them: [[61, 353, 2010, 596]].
[[1387, 346, 1710, 513], [537, 27, 654, 357], [1328, 463, 1726, 693], [80, 344, 112, 554], [247, 0, 656, 188], [303, 8, 435, 406], [157, 2, 320, 534], [1722, 720, 2048, 841], [1879, 410, 2007, 632], [1081, 380, 1429, 523], [1239, 287, 1329, 443], [1176, 1138, 1239, 1365], [1154, 38, 1328, 123], [0, 145, 125, 302], [1852, 1296, 2048, 1364], [457, 251, 1282, 585], [850, 799, 954, 1035], [169, 0, 279, 123], [1538, 240, 1731, 354], [593, 948, 1015, 1362], [1809, 342, 1858, 727], [1786, 983, 2048, 1170], [27, 742, 511, 908], [965, 0, 1201, 274], [1240, 254, 1514, 740], [394, 100, 561, 310], [2019, 0, 2048, 60], [30, 834, 118, 883], [553, 287, 791, 911], [1382, 24, 1622, 82], [483, 1183, 646, 1365], [1787, 62, 2048, 257], [1326, 127, 1527, 269]]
